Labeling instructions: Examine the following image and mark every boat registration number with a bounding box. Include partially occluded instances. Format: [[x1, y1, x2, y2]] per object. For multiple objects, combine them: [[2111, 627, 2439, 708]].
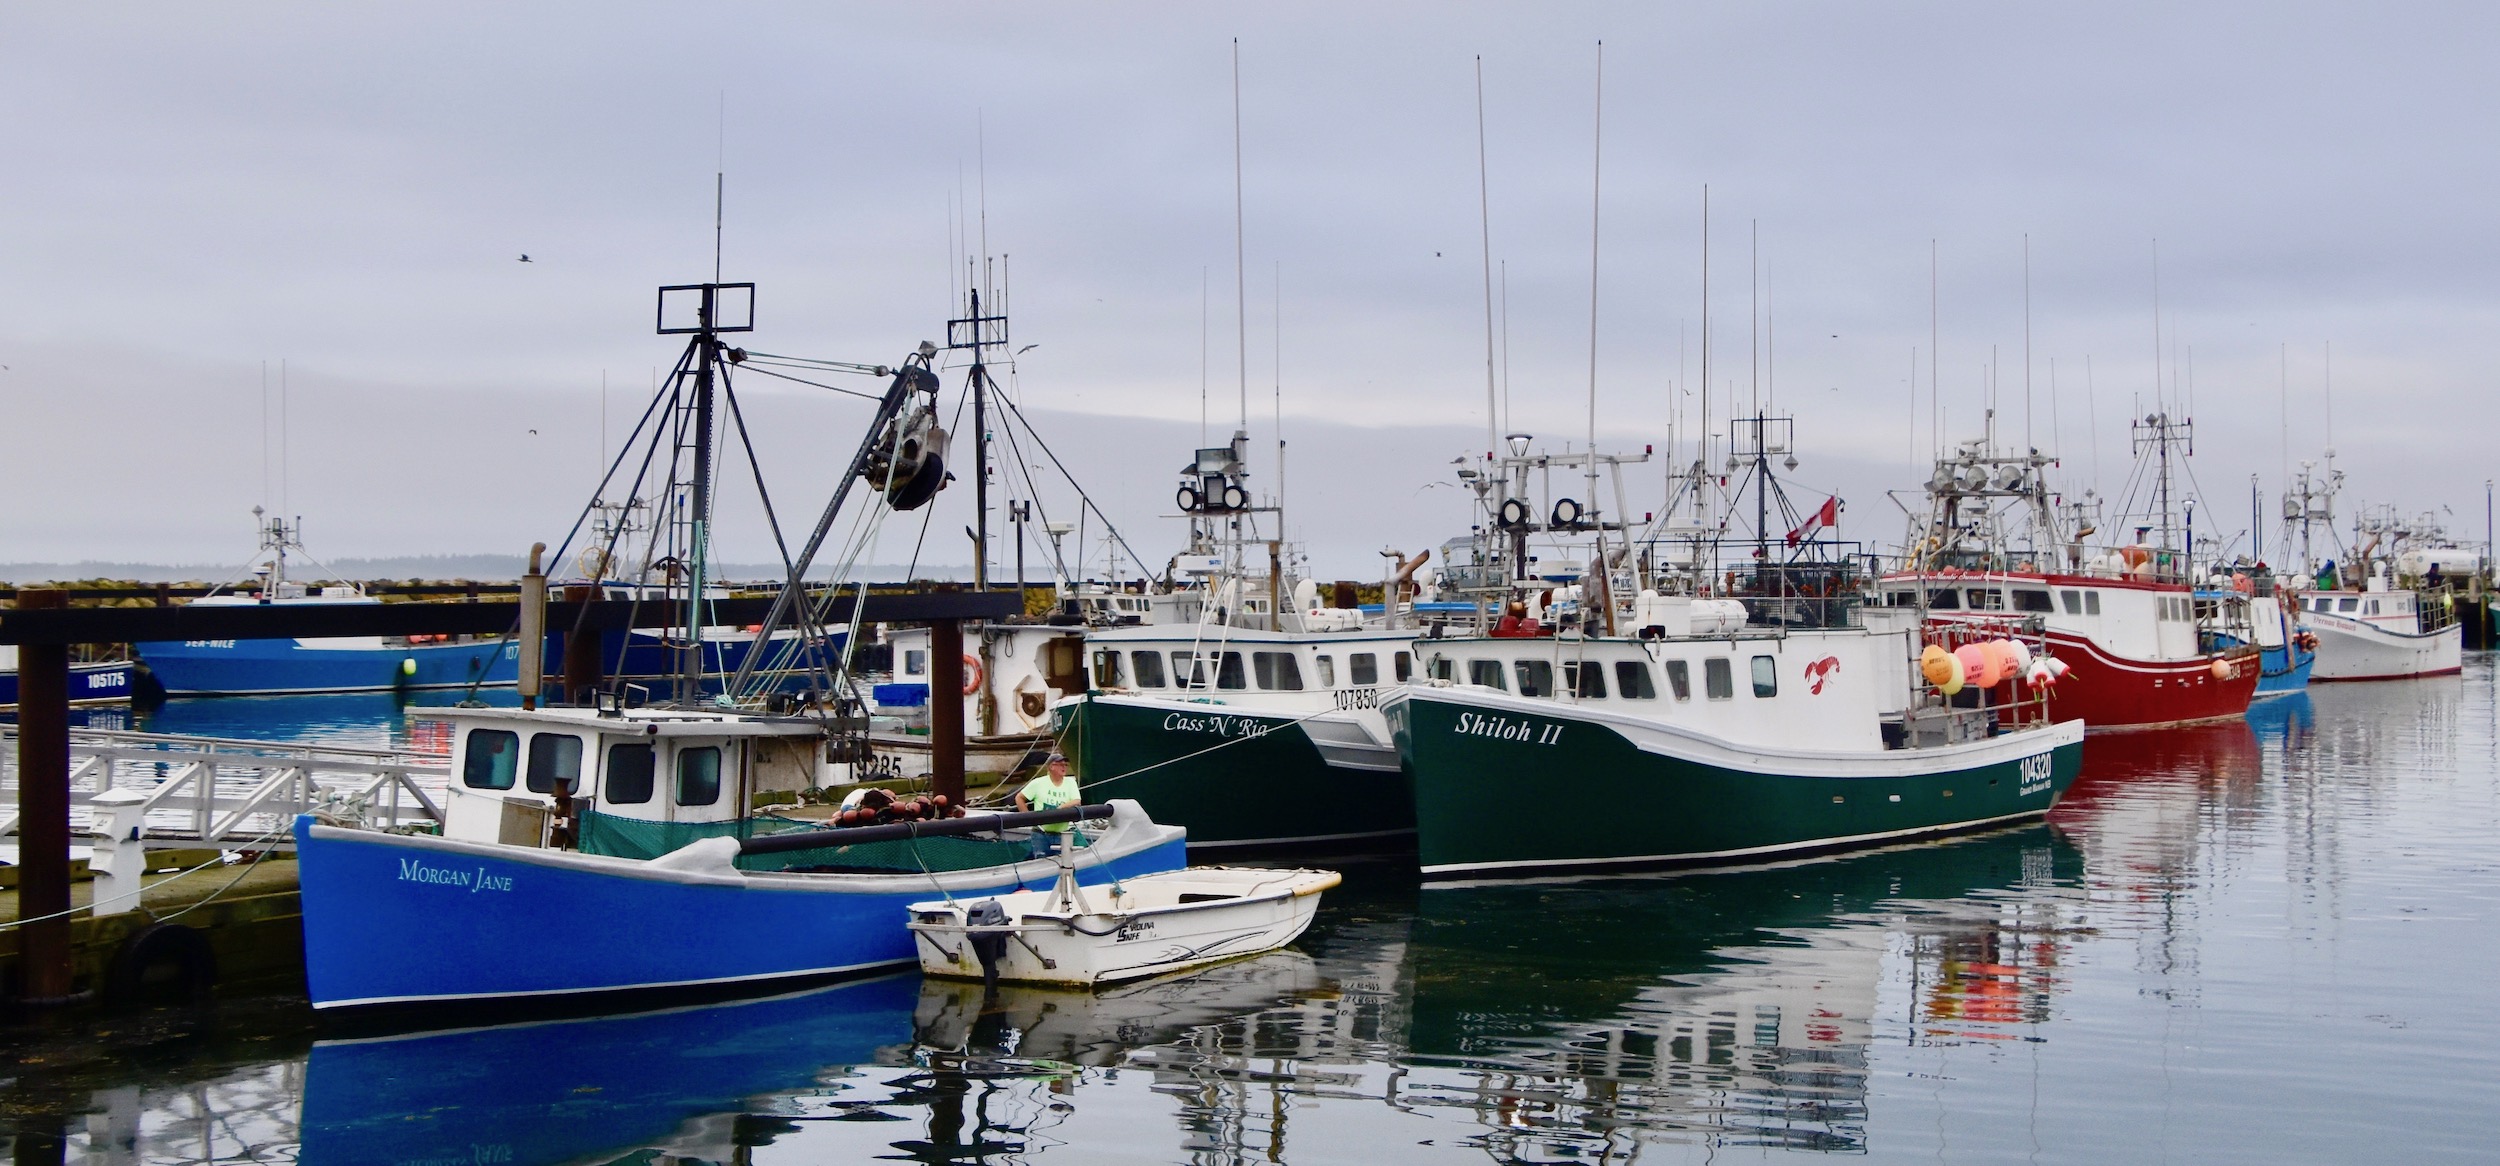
[[2018, 753, 2054, 796]]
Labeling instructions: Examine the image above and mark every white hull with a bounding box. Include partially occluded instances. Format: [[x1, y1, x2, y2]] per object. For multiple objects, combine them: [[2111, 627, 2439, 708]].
[[2307, 614, 2461, 681], [908, 867, 1337, 986]]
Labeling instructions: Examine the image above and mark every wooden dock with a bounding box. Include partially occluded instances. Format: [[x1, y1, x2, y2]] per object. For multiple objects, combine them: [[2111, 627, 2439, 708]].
[[0, 853, 304, 1005]]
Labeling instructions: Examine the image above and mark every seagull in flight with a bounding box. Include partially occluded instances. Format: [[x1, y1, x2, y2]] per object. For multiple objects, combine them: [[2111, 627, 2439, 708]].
[[518, 254, 533, 263]]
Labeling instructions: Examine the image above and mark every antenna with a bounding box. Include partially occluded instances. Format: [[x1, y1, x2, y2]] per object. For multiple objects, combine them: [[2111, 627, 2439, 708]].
[[715, 93, 726, 284], [1585, 42, 1603, 491], [2023, 233, 2033, 451], [1749, 219, 1758, 417], [1929, 240, 1939, 462], [2150, 238, 2162, 410], [1232, 38, 1248, 433], [1199, 268, 1209, 445], [1476, 55, 1498, 465]]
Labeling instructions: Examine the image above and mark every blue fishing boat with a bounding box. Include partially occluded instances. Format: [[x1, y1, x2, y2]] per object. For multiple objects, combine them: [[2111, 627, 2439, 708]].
[[296, 706, 1185, 1012], [0, 647, 141, 709], [134, 511, 520, 696], [297, 294, 1188, 1016], [2200, 582, 2315, 699]]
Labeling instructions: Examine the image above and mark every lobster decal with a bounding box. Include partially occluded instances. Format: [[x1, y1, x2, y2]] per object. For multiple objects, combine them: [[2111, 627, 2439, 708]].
[[1804, 656, 1841, 694]]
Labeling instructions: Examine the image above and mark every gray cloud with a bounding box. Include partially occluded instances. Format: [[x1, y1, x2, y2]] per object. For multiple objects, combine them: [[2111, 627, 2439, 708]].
[[5, 3, 2496, 579]]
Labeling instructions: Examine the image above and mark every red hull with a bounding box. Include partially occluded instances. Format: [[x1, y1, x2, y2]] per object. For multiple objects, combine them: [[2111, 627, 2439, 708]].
[[2029, 629, 2259, 731]]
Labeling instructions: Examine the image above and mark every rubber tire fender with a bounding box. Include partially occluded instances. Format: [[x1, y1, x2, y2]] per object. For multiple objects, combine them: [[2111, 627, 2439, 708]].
[[102, 922, 217, 1008]]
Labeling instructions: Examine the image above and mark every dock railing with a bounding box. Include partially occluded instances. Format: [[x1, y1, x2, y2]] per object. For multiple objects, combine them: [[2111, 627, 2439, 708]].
[[0, 728, 448, 849]]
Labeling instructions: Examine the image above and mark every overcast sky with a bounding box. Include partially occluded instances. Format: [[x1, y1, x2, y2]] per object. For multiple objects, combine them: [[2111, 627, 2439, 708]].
[[5, 3, 2495, 579]]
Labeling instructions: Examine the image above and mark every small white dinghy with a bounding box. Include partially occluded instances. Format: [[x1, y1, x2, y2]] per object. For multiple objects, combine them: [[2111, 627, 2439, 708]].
[[908, 859, 1340, 988]]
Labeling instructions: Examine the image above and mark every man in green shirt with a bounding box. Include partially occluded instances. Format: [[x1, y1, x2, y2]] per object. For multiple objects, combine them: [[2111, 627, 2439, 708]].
[[1016, 753, 1082, 855]]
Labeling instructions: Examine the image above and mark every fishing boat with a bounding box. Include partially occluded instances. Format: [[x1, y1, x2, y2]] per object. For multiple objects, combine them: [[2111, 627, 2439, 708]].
[[0, 645, 141, 709], [2274, 471, 2463, 681], [134, 510, 520, 696], [1882, 413, 2259, 730], [2203, 576, 2316, 698], [1390, 416, 2084, 880], [296, 278, 1187, 1015], [1049, 431, 1437, 851], [908, 861, 1338, 986]]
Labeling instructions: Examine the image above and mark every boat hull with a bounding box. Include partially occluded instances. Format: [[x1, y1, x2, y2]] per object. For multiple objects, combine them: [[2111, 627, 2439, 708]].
[[138, 637, 518, 696], [1057, 692, 1414, 851], [0, 660, 140, 709], [2026, 629, 2260, 730], [1386, 687, 2083, 879], [2307, 614, 2463, 681], [908, 870, 1333, 986], [295, 813, 1187, 1012]]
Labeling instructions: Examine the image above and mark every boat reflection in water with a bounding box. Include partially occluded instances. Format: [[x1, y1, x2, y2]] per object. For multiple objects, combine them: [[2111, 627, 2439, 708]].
[[299, 976, 920, 1165], [1385, 826, 2083, 1159]]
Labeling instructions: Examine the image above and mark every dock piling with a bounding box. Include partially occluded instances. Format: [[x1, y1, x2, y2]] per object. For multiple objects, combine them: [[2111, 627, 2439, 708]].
[[13, 588, 74, 1004], [930, 619, 967, 806]]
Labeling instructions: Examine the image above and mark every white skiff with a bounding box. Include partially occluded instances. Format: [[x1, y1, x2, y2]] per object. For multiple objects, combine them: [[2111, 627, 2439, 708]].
[[908, 865, 1340, 987]]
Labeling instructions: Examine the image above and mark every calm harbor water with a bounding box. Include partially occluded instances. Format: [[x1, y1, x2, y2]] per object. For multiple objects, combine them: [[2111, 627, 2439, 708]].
[[6, 658, 2497, 1163]]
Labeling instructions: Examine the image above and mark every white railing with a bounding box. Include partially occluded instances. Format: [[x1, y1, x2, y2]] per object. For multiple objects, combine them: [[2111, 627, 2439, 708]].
[[0, 728, 448, 848]]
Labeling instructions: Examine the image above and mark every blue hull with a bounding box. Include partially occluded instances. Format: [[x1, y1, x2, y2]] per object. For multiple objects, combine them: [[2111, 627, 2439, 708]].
[[584, 628, 848, 695], [2254, 641, 2316, 698], [0, 661, 139, 709], [295, 816, 1188, 1010], [302, 976, 915, 1165], [137, 637, 518, 696]]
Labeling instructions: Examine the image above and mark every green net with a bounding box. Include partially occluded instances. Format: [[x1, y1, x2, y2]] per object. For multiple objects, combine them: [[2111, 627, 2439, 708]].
[[577, 809, 1087, 875], [577, 811, 819, 862]]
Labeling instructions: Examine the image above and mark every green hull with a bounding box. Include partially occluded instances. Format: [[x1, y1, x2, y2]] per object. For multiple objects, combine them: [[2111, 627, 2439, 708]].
[[1389, 690, 2083, 878], [1059, 694, 1414, 851]]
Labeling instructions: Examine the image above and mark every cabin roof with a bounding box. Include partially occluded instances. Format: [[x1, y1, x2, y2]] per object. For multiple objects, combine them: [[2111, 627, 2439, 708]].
[[433, 705, 826, 738]]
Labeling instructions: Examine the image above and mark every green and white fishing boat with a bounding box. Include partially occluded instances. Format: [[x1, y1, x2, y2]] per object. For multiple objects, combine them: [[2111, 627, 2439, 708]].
[[1389, 416, 2084, 880], [1055, 432, 1432, 852]]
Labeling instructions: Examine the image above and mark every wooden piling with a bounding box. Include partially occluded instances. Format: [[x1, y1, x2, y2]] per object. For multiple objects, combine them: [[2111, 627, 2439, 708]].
[[929, 619, 967, 806], [13, 588, 73, 1004]]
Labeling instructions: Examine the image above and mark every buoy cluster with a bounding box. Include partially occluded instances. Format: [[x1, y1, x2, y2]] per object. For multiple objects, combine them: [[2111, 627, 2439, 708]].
[[833, 787, 966, 827], [1921, 639, 2069, 695]]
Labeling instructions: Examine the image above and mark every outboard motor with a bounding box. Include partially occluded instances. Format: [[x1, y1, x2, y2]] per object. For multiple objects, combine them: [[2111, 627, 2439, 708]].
[[964, 898, 1011, 991]]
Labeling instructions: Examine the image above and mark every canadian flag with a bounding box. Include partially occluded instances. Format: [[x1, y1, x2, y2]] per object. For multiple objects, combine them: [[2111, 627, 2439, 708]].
[[1786, 495, 1840, 546]]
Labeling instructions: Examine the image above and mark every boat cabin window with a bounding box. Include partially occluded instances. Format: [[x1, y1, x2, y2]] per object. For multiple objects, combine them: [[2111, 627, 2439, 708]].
[[1751, 655, 1779, 697], [2014, 589, 2054, 613], [1468, 659, 1506, 689], [1704, 658, 1734, 700], [903, 650, 927, 677], [1216, 651, 1248, 690], [1965, 589, 2005, 610], [605, 743, 656, 805], [1394, 652, 1413, 681], [1253, 651, 1304, 691], [525, 733, 583, 794], [462, 729, 519, 790], [1926, 589, 1960, 609], [1170, 652, 1207, 689], [1091, 649, 1124, 689], [1314, 655, 1336, 686], [2061, 589, 2083, 614], [2366, 599, 2381, 614], [1431, 656, 1454, 682], [1886, 589, 1918, 607], [1564, 660, 1607, 698], [2338, 597, 2358, 612], [1514, 659, 1555, 698], [675, 746, 721, 807], [1616, 661, 1658, 699], [1130, 651, 1166, 687], [1349, 652, 1379, 686], [1664, 659, 1692, 701], [2085, 591, 2101, 615]]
